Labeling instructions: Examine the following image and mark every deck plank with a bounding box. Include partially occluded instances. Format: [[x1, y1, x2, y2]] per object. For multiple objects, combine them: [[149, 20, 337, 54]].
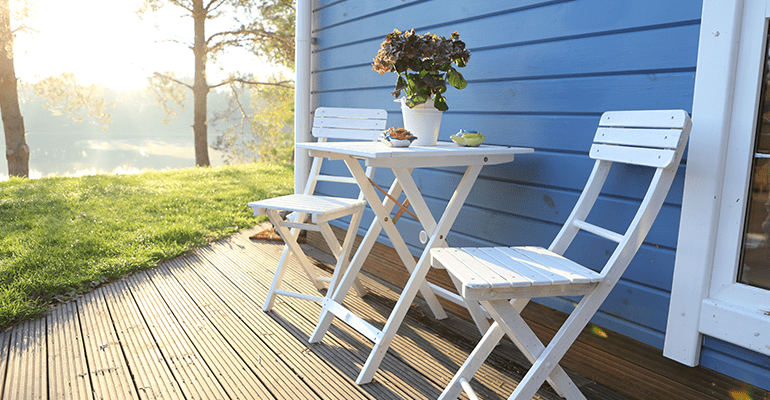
[[79, 289, 138, 400], [195, 242, 406, 399], [145, 263, 275, 399], [213, 232, 577, 400], [103, 279, 183, 399], [125, 271, 232, 400], [47, 301, 92, 400], [0, 224, 680, 400], [200, 237, 431, 400], [0, 330, 11, 399], [5, 317, 47, 400], [191, 245, 379, 400], [162, 255, 323, 400]]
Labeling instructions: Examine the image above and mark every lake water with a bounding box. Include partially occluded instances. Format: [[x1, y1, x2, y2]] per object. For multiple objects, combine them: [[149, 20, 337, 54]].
[[0, 131, 226, 180]]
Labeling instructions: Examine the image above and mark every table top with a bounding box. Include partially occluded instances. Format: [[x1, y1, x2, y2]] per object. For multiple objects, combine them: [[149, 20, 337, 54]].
[[296, 141, 534, 168]]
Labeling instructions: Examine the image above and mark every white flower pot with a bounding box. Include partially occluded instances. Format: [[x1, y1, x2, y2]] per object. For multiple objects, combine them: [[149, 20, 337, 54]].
[[398, 98, 443, 146]]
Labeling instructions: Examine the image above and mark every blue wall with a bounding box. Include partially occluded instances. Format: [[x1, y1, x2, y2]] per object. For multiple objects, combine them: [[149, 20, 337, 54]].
[[308, 0, 768, 390]]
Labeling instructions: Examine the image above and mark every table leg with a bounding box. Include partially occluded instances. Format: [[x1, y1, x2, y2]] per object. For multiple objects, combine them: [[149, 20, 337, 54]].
[[345, 160, 446, 319], [309, 166, 410, 343], [356, 164, 483, 384]]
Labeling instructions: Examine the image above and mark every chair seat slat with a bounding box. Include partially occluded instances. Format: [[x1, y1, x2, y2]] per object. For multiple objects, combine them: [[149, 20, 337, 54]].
[[506, 247, 603, 283], [249, 194, 364, 217], [476, 247, 564, 286]]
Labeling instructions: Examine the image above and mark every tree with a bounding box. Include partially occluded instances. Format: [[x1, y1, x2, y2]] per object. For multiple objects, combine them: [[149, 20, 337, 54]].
[[0, 0, 31, 177], [1, 2, 113, 178], [212, 76, 293, 164], [139, 0, 294, 167]]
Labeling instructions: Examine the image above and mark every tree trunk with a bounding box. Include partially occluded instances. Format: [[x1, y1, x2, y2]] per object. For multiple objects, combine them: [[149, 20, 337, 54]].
[[0, 0, 28, 177], [192, 0, 210, 167]]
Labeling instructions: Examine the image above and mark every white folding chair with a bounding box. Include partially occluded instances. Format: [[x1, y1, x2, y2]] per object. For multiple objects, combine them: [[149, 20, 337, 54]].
[[432, 110, 691, 400], [249, 107, 387, 312]]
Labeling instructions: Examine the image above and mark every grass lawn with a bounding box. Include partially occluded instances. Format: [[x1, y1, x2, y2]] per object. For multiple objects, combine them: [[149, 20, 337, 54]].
[[0, 163, 293, 329]]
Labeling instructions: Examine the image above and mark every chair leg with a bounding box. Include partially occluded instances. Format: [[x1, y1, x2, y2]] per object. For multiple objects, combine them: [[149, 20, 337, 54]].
[[439, 320, 507, 400], [317, 219, 367, 297], [448, 274, 490, 334], [484, 299, 586, 400], [262, 210, 325, 311], [263, 243, 291, 312]]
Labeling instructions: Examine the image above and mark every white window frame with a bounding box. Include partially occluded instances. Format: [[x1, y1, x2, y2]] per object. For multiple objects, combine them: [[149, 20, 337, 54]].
[[664, 0, 770, 366]]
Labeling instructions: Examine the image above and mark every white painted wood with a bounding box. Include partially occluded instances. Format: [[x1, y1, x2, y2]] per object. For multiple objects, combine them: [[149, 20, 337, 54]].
[[298, 142, 533, 169], [698, 284, 770, 357], [249, 194, 364, 217], [589, 143, 677, 168], [252, 107, 386, 312], [303, 141, 532, 385], [665, 0, 770, 367], [315, 106, 387, 120], [321, 298, 381, 343], [594, 127, 684, 148], [599, 109, 690, 129], [571, 220, 624, 243], [435, 110, 691, 400], [311, 127, 384, 140]]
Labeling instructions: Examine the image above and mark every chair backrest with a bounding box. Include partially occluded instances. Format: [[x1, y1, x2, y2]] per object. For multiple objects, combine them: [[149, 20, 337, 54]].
[[549, 109, 692, 281], [303, 107, 388, 196]]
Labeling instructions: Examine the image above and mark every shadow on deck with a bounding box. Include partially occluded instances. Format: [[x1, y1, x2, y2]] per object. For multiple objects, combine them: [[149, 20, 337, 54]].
[[0, 224, 719, 399]]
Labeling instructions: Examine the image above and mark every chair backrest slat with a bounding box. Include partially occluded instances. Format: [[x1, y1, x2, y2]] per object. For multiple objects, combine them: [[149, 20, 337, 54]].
[[549, 109, 692, 259], [599, 109, 689, 129], [313, 127, 384, 140], [303, 107, 388, 197], [589, 144, 676, 168], [594, 127, 683, 148], [313, 107, 388, 140], [589, 110, 691, 168]]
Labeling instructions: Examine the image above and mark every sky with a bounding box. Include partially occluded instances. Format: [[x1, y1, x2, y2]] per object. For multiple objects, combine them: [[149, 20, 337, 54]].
[[13, 0, 286, 91]]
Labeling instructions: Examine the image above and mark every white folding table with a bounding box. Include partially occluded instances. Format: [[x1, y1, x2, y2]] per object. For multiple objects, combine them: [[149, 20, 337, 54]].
[[296, 141, 533, 384]]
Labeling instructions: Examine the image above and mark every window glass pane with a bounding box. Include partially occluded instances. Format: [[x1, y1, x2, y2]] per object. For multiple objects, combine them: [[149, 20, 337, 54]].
[[740, 27, 770, 290]]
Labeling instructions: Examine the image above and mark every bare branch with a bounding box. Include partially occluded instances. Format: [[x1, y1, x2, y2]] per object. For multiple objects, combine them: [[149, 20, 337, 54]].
[[154, 72, 193, 89], [208, 76, 293, 90]]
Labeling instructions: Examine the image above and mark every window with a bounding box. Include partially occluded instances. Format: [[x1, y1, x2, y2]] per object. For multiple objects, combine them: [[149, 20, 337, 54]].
[[664, 0, 770, 366], [739, 32, 770, 291]]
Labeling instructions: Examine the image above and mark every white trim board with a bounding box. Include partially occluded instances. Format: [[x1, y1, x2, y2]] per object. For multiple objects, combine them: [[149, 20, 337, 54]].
[[664, 0, 770, 366]]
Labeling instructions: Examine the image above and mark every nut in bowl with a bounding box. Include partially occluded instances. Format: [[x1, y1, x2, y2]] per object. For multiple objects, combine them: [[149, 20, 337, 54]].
[[380, 127, 418, 147], [450, 129, 485, 147]]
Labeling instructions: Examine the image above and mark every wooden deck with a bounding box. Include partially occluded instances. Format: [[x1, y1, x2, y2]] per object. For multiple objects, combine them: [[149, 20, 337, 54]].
[[0, 223, 637, 400]]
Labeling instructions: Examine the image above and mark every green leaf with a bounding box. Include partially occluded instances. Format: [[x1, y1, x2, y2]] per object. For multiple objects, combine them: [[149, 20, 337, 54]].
[[447, 69, 467, 90], [433, 94, 448, 111], [395, 76, 407, 93]]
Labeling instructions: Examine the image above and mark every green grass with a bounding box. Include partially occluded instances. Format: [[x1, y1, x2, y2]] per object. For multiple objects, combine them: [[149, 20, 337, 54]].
[[0, 162, 293, 329]]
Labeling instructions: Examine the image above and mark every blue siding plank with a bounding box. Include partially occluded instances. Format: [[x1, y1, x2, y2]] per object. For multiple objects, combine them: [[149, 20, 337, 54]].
[[699, 340, 770, 392], [314, 0, 564, 43], [313, 24, 700, 93], [314, 0, 701, 71], [314, 0, 425, 23], [316, 72, 695, 114]]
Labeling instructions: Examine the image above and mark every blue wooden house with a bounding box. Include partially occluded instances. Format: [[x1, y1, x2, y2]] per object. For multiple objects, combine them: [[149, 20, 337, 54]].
[[295, 0, 770, 395]]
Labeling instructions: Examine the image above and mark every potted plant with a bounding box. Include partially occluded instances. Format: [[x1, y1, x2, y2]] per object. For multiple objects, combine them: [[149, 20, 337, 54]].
[[373, 29, 471, 145]]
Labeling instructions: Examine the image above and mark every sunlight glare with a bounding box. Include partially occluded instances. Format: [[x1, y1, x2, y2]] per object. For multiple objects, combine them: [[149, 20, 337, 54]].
[[13, 0, 281, 90]]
